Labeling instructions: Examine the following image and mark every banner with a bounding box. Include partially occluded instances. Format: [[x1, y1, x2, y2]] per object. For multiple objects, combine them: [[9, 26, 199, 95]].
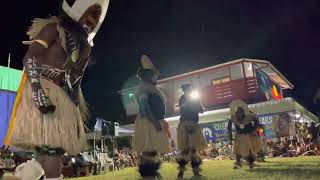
[[197, 111, 296, 143], [200, 120, 231, 143], [258, 112, 296, 139], [257, 114, 275, 139], [270, 111, 296, 138]]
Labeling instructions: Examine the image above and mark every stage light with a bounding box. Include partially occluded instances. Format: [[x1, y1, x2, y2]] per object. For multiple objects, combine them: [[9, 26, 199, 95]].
[[190, 90, 200, 99]]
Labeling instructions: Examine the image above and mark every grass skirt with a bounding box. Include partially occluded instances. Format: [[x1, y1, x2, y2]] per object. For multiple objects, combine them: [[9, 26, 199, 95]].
[[177, 121, 207, 151], [8, 79, 87, 154], [132, 116, 170, 154], [233, 133, 262, 157]]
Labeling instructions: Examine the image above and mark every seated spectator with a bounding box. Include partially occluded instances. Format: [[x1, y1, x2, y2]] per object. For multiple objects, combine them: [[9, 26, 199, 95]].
[[267, 142, 282, 157], [309, 122, 319, 144], [296, 142, 303, 156], [300, 123, 309, 139], [129, 150, 137, 167], [288, 141, 297, 157], [302, 139, 318, 156], [279, 142, 289, 157]]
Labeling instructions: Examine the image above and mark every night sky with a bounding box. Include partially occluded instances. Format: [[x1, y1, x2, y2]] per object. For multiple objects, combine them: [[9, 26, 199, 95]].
[[1, 0, 319, 128]]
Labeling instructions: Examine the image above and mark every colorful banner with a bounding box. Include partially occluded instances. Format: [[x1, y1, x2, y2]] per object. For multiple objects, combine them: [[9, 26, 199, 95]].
[[0, 66, 22, 147], [197, 111, 296, 143], [258, 112, 296, 139], [270, 111, 296, 138], [200, 120, 231, 143], [257, 114, 275, 139]]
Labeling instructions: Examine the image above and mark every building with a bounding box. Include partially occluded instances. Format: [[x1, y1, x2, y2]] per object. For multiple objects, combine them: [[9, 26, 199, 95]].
[[118, 58, 318, 142]]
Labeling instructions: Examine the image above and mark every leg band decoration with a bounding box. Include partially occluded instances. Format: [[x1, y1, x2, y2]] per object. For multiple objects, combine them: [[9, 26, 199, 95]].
[[191, 151, 202, 176], [138, 151, 161, 179]]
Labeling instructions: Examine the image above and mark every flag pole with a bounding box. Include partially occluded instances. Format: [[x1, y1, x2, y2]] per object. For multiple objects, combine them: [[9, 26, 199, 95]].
[[93, 130, 96, 159], [7, 53, 11, 68]]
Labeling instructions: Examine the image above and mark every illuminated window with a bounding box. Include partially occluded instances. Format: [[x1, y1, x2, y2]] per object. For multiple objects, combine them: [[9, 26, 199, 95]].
[[221, 77, 231, 83], [211, 76, 230, 85], [212, 79, 221, 85]]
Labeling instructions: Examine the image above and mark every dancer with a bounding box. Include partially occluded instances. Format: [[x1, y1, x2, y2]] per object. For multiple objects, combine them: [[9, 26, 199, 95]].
[[176, 84, 207, 178], [228, 100, 261, 169], [5, 0, 109, 179], [133, 54, 170, 179]]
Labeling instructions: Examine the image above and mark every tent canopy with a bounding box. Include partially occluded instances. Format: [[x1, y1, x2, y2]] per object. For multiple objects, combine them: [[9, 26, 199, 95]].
[[86, 127, 134, 140]]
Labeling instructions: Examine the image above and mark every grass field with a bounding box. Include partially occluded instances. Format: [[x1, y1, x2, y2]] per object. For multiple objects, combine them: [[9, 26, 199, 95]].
[[76, 156, 320, 180]]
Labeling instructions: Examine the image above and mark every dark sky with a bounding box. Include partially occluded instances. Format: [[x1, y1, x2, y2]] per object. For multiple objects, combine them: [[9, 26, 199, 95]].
[[1, 0, 319, 127]]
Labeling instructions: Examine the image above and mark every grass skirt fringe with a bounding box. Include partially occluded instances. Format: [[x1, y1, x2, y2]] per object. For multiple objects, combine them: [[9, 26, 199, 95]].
[[133, 116, 170, 154], [177, 121, 207, 151], [9, 78, 87, 154], [233, 134, 261, 157]]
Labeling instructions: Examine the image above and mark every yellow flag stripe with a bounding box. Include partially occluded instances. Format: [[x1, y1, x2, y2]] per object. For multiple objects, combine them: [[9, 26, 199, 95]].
[[273, 85, 279, 97]]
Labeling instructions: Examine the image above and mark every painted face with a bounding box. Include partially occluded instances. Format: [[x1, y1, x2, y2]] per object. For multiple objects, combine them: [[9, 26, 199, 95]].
[[235, 107, 245, 121], [79, 4, 102, 33]]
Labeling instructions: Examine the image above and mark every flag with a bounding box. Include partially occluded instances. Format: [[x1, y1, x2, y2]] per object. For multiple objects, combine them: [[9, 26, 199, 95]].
[[255, 68, 282, 100], [94, 117, 103, 132], [0, 66, 22, 147], [255, 69, 270, 93]]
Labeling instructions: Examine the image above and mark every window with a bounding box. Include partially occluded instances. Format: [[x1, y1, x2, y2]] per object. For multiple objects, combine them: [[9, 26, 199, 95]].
[[200, 67, 230, 87], [230, 63, 244, 80], [212, 79, 221, 85], [221, 77, 231, 83], [213, 68, 230, 79], [211, 76, 230, 85], [244, 62, 254, 77]]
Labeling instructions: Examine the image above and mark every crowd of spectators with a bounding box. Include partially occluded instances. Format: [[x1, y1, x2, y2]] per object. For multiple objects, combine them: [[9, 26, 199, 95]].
[[266, 122, 320, 158], [162, 122, 320, 161], [113, 148, 137, 169], [1, 122, 320, 178]]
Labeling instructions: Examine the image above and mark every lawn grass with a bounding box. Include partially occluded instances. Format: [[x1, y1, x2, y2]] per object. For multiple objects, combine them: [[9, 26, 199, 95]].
[[75, 156, 320, 180]]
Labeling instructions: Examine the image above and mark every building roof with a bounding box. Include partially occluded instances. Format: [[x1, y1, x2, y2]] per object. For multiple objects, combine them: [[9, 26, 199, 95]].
[[118, 58, 294, 94], [158, 58, 293, 89]]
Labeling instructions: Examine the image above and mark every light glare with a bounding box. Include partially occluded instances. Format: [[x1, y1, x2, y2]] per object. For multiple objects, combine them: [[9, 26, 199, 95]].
[[190, 90, 200, 99]]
